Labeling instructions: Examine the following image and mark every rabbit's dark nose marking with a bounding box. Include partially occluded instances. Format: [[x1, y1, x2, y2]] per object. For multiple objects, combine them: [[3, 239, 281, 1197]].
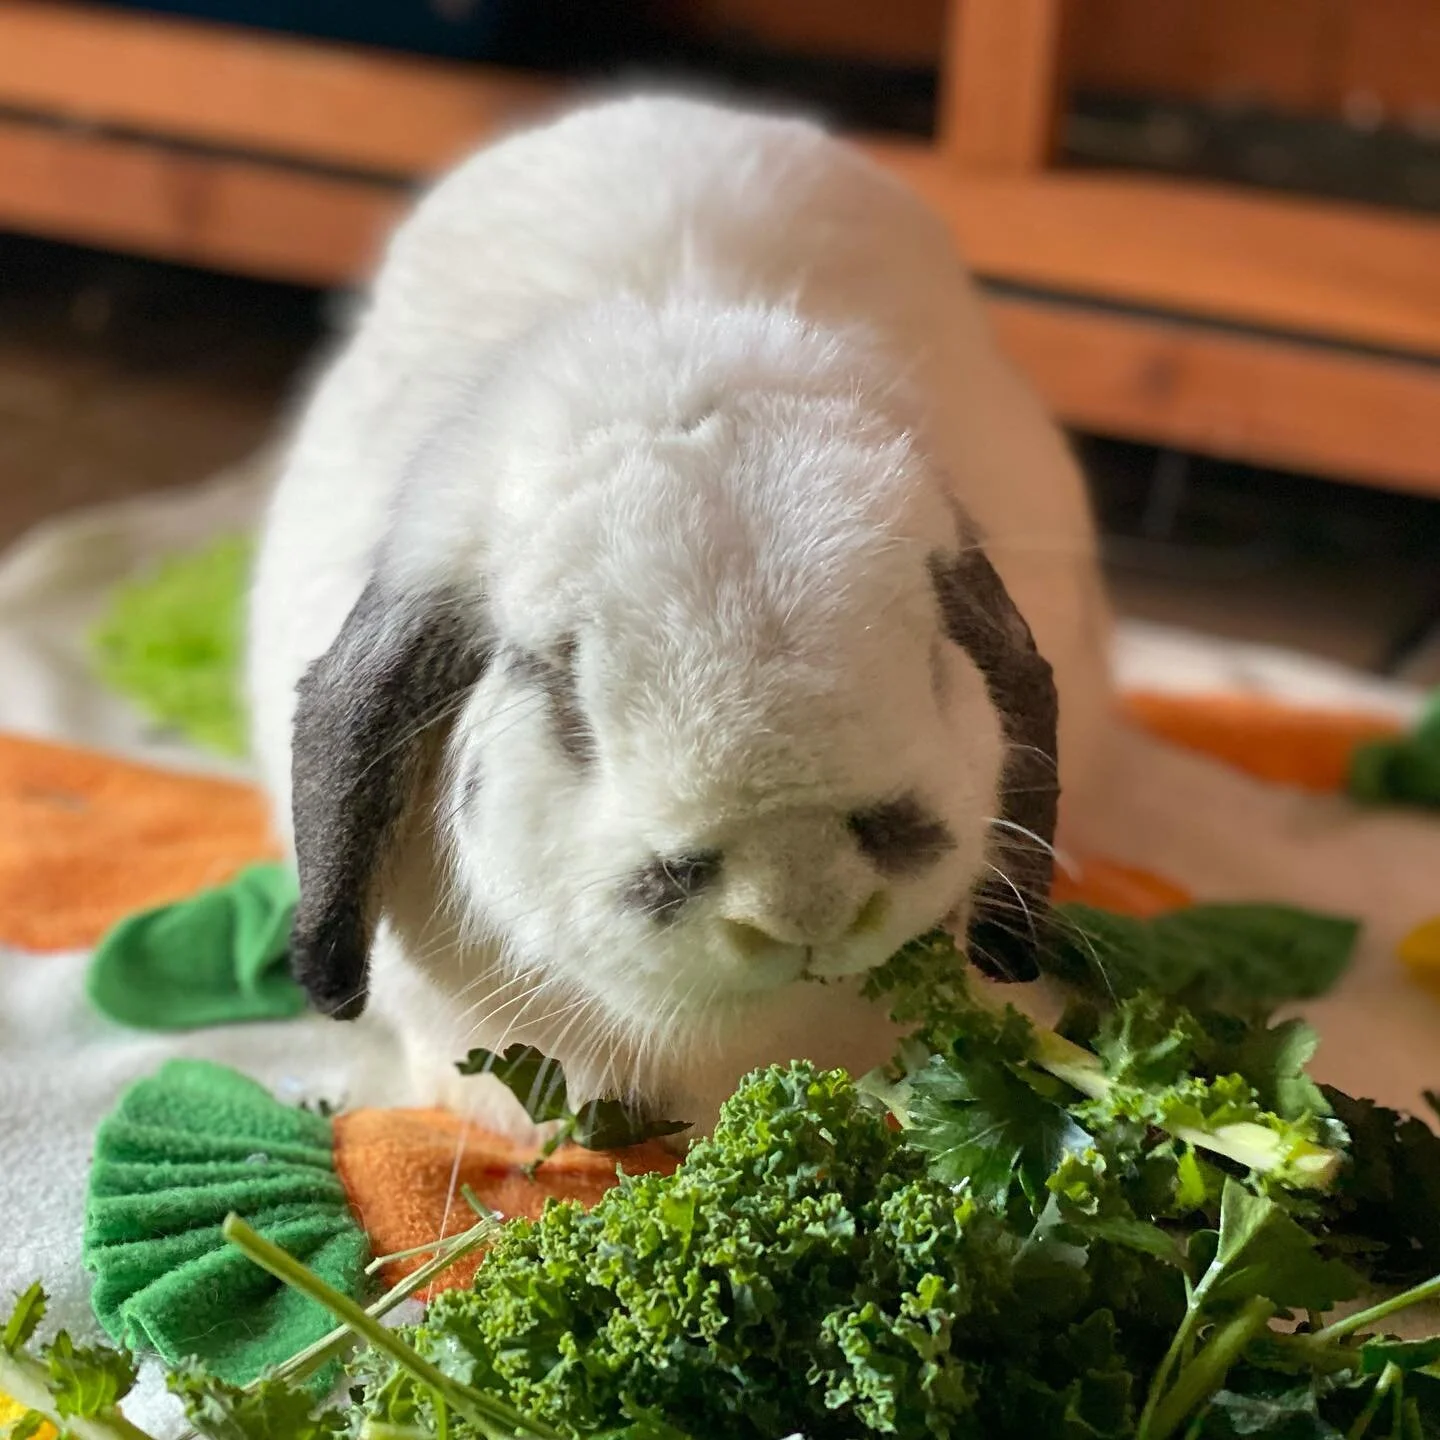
[[622, 850, 724, 926], [847, 795, 955, 877]]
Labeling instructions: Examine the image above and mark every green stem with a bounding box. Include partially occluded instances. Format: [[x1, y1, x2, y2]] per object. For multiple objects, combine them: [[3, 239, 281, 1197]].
[[1030, 1027, 1341, 1188], [1138, 1301, 1204, 1439], [461, 1184, 497, 1220], [366, 1240, 459, 1275], [1313, 1274, 1440, 1345], [1031, 1029, 1108, 1099], [222, 1215, 554, 1440], [522, 1117, 576, 1179], [1346, 1361, 1401, 1440], [266, 1210, 497, 1388], [1148, 1296, 1278, 1440], [0, 1347, 157, 1440], [1258, 1331, 1369, 1377]]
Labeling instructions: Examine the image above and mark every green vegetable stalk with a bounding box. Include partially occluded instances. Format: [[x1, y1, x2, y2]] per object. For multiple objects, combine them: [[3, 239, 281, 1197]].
[[1029, 1023, 1343, 1187], [221, 1217, 556, 1440]]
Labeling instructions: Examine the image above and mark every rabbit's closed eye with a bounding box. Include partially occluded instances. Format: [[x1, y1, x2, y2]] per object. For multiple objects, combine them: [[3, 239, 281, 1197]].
[[622, 851, 725, 925]]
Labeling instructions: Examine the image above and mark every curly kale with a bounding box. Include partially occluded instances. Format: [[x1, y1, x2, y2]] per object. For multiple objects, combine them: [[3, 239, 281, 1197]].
[[365, 1064, 1164, 1440], [383, 1067, 940, 1438], [330, 919, 1439, 1440]]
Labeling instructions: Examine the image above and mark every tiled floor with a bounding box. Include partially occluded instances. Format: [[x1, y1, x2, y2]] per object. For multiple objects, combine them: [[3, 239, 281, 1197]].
[[2, 233, 1437, 687]]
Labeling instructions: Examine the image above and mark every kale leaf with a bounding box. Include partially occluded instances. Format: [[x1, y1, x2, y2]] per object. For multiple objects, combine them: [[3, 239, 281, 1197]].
[[456, 1045, 689, 1155], [168, 1362, 348, 1440], [1317, 1088, 1440, 1286], [1046, 904, 1359, 1013]]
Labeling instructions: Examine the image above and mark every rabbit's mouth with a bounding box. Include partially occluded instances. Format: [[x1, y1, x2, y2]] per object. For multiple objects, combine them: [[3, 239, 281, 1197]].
[[675, 937, 896, 1011], [804, 946, 891, 982], [713, 938, 812, 995]]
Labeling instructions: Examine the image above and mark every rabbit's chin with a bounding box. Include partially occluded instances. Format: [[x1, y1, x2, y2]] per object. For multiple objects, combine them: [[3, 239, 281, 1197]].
[[621, 971, 908, 1138], [377, 924, 905, 1141]]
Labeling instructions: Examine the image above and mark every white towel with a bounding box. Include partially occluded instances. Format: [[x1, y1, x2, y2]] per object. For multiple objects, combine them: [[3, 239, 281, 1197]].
[[0, 943, 405, 1434]]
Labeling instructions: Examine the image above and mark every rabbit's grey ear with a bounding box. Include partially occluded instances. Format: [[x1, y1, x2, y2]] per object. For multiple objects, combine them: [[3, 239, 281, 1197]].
[[289, 577, 493, 1019], [929, 546, 1059, 984]]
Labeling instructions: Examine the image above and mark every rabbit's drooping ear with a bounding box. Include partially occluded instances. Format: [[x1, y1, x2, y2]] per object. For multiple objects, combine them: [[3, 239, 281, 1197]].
[[289, 576, 493, 1019], [929, 546, 1059, 984]]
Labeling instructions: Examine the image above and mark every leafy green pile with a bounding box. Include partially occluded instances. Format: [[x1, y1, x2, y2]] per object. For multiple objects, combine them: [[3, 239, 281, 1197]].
[[5, 908, 1440, 1440]]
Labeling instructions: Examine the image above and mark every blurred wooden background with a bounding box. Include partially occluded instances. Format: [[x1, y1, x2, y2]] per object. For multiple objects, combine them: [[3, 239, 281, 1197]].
[[657, 0, 1440, 122], [0, 0, 1437, 498]]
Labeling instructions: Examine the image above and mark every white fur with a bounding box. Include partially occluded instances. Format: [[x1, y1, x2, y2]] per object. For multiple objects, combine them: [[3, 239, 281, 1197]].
[[247, 95, 1112, 1135]]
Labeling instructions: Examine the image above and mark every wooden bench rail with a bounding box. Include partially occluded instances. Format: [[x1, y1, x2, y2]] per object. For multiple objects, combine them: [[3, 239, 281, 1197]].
[[0, 118, 401, 285], [0, 0, 561, 176], [3, 2, 1438, 363], [876, 148, 1440, 363], [0, 0, 1437, 495], [939, 0, 1071, 172], [989, 298, 1440, 498]]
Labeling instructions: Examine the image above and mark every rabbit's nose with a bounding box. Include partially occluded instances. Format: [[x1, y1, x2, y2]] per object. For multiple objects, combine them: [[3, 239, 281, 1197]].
[[720, 889, 888, 957], [710, 808, 887, 961]]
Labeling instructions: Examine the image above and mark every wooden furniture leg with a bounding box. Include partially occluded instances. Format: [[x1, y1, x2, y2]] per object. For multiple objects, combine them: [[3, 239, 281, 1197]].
[[939, 0, 1072, 173]]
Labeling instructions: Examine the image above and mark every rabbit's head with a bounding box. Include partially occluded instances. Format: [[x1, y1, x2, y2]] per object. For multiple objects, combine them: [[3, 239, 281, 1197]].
[[287, 297, 1057, 1103]]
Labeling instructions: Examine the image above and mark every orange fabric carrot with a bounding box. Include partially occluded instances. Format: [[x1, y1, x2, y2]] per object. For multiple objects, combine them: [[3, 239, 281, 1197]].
[[1120, 691, 1403, 795], [0, 733, 279, 952], [1052, 856, 1194, 916], [332, 1107, 679, 1292]]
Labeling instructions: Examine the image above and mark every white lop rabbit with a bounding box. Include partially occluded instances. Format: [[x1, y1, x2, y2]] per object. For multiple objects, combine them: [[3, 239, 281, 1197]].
[[247, 94, 1115, 1137]]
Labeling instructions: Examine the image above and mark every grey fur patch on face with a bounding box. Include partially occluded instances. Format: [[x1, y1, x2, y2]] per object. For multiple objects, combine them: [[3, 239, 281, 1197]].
[[928, 539, 1059, 984], [848, 795, 956, 877], [622, 851, 724, 926], [508, 637, 596, 767], [289, 578, 493, 1019]]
